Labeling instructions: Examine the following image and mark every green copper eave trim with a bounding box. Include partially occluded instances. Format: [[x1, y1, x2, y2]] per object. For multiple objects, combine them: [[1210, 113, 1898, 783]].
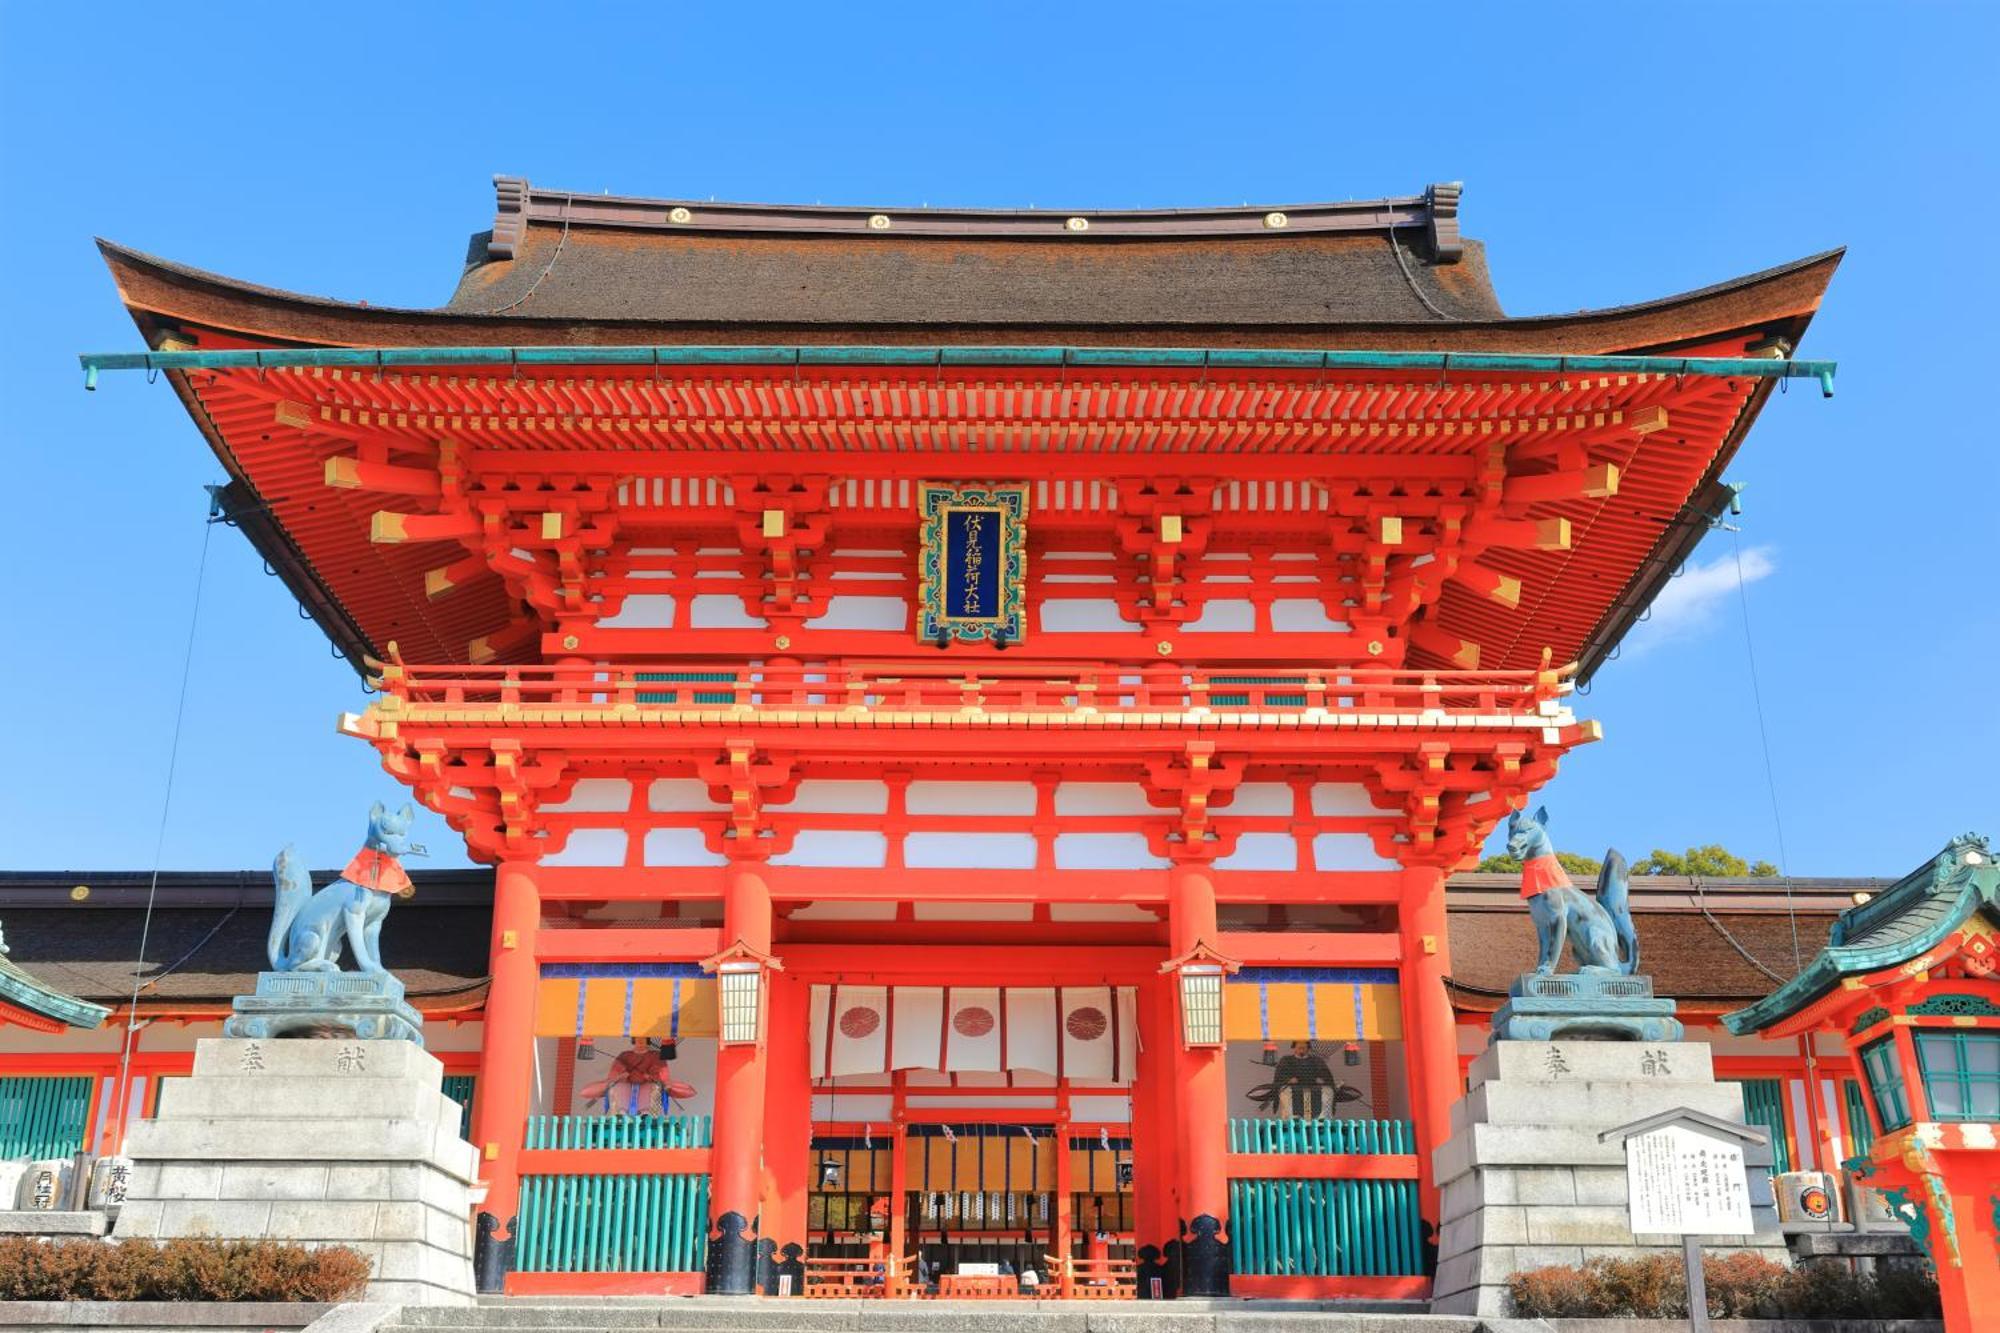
[[77, 346, 1838, 395], [0, 957, 110, 1030], [1723, 834, 1998, 1037]]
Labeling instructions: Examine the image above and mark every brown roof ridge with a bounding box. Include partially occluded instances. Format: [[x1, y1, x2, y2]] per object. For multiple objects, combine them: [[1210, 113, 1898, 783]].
[[485, 175, 1467, 255]]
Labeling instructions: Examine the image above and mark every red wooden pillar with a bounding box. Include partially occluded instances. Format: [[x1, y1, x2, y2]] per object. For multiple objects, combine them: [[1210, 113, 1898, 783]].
[[472, 858, 541, 1293], [1132, 974, 1179, 1296], [1168, 858, 1230, 1296], [760, 968, 812, 1291], [1397, 861, 1457, 1256], [707, 855, 773, 1293]]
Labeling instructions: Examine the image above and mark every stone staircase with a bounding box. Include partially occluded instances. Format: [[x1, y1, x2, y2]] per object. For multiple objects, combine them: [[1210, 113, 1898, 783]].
[[380, 1299, 1480, 1333]]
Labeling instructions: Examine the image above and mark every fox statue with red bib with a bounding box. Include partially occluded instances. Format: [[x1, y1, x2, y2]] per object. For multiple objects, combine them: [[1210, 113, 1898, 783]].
[[1505, 805, 1638, 976]]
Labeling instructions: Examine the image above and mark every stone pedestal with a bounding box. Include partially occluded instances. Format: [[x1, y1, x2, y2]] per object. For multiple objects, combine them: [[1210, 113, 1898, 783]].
[[1431, 1039, 1789, 1317], [112, 1038, 476, 1305], [224, 971, 425, 1044]]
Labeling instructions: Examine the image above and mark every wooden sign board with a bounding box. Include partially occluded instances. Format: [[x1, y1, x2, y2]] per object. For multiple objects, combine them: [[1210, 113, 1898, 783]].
[[1624, 1124, 1756, 1236]]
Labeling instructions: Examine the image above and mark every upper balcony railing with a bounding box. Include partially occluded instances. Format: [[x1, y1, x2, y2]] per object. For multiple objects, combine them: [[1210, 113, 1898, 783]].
[[365, 657, 1575, 726]]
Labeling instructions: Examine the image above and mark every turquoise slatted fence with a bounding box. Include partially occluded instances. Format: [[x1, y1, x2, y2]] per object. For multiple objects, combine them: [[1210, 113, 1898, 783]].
[[635, 671, 740, 705], [441, 1075, 476, 1142], [0, 1076, 93, 1160], [514, 1173, 709, 1274], [525, 1114, 712, 1149], [1228, 1118, 1415, 1154], [1229, 1178, 1424, 1277], [1732, 1080, 1793, 1174]]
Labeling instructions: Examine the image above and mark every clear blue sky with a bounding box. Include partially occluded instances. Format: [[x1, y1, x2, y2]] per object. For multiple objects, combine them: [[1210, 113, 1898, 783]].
[[1, 2, 1993, 877]]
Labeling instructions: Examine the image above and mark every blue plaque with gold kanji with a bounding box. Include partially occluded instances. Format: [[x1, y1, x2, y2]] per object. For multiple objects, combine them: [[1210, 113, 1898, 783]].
[[917, 484, 1028, 644]]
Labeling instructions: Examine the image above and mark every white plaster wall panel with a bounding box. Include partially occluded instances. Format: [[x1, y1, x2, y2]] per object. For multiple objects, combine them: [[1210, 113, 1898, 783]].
[[1310, 783, 1381, 817], [771, 830, 888, 868], [806, 596, 908, 631], [832, 548, 908, 559], [810, 1095, 893, 1121], [543, 828, 629, 867], [909, 902, 1035, 921], [906, 781, 1038, 816], [1202, 574, 1252, 584], [597, 594, 675, 628], [644, 828, 727, 867], [448, 786, 475, 801], [769, 780, 890, 814], [1044, 572, 1116, 584], [1049, 903, 1158, 923], [1183, 598, 1256, 632], [696, 546, 742, 556], [1068, 1096, 1134, 1121], [1039, 599, 1139, 633], [1215, 833, 1299, 872], [1044, 551, 1115, 562], [904, 832, 1038, 869], [1219, 783, 1295, 816], [541, 779, 634, 814], [830, 570, 903, 582], [626, 546, 676, 556], [1271, 552, 1318, 562], [1054, 783, 1158, 817], [627, 568, 675, 580], [1271, 599, 1350, 633], [648, 779, 727, 812], [786, 900, 900, 921], [1053, 833, 1169, 871], [688, 594, 764, 628], [1313, 833, 1395, 871]]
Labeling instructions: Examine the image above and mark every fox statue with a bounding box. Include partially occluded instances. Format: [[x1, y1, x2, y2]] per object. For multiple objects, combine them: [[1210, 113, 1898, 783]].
[[1505, 805, 1639, 976], [267, 802, 425, 975]]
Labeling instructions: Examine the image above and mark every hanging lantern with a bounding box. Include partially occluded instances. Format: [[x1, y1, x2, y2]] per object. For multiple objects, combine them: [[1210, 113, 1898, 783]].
[[817, 1157, 842, 1188], [1343, 1041, 1362, 1068], [1178, 964, 1225, 1047], [703, 941, 782, 1047], [576, 1038, 597, 1062], [1255, 1039, 1280, 1067]]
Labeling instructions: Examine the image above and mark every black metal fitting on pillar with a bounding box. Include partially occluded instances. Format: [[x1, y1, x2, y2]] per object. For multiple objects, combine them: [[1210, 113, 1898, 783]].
[[473, 1212, 516, 1294], [706, 1211, 758, 1294], [1181, 1214, 1231, 1297]]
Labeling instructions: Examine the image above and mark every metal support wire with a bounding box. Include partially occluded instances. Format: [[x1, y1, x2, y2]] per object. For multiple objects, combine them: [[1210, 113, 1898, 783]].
[[1730, 527, 1801, 972], [109, 500, 216, 1149]]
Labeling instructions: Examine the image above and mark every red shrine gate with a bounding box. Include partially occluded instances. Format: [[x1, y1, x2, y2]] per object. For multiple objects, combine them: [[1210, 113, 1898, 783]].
[[92, 176, 1837, 1298]]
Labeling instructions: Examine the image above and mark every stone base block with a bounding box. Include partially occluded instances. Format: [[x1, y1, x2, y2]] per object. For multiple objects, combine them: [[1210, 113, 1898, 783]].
[[112, 1038, 474, 1306], [1430, 1038, 1790, 1317]]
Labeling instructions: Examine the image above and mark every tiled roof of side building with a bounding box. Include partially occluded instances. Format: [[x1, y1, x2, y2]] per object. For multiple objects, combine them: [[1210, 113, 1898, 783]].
[[0, 868, 1884, 1017]]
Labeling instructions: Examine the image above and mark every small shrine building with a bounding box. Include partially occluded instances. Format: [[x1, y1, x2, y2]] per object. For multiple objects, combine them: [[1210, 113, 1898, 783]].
[[58, 178, 1844, 1298]]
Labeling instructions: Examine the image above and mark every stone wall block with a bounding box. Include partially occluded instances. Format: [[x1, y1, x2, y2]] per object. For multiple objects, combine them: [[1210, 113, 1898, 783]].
[[159, 1077, 444, 1123], [327, 1163, 420, 1201], [266, 1200, 381, 1241], [218, 1164, 331, 1201], [153, 1163, 223, 1200], [160, 1199, 273, 1236], [125, 1117, 444, 1162], [1469, 1039, 1716, 1088]]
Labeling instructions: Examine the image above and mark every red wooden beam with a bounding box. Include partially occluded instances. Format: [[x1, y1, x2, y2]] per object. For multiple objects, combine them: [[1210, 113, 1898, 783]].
[[1218, 931, 1400, 966], [534, 927, 721, 963]]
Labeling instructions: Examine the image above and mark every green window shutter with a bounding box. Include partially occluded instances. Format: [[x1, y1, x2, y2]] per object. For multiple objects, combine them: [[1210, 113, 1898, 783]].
[[442, 1074, 476, 1142], [0, 1076, 94, 1160], [1842, 1078, 1874, 1159], [1732, 1079, 1792, 1174], [1858, 1037, 1911, 1131]]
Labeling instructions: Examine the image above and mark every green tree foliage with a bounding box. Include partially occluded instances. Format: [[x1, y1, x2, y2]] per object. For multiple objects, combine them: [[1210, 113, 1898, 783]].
[[1631, 845, 1778, 877], [1476, 851, 1602, 877]]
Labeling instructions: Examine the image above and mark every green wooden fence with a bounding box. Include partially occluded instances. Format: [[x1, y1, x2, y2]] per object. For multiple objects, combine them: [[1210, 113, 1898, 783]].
[[0, 1076, 93, 1160], [1229, 1117, 1415, 1155], [1229, 1178, 1424, 1277], [514, 1172, 709, 1274], [1733, 1079, 1792, 1174], [525, 1114, 712, 1149]]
